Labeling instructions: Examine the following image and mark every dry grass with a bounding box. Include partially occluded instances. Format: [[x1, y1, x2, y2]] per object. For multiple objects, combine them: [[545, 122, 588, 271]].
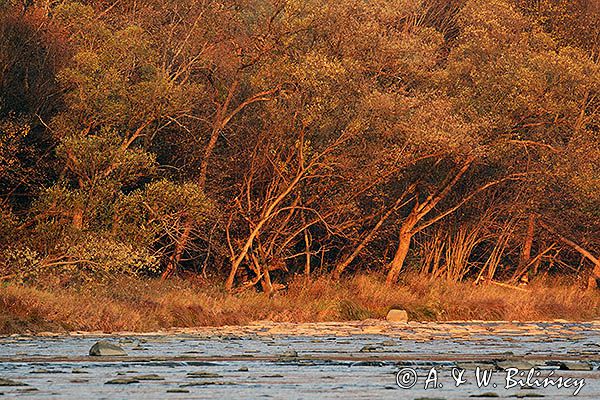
[[1, 273, 600, 334]]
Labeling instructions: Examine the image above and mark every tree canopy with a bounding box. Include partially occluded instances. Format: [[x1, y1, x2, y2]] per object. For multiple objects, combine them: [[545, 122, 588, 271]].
[[1, 0, 598, 291]]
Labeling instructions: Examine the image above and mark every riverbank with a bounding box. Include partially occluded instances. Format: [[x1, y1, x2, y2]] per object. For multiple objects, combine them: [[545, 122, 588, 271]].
[[2, 274, 600, 335]]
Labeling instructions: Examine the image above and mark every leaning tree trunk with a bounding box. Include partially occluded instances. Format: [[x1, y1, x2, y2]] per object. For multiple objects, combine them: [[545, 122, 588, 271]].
[[225, 170, 305, 291], [333, 184, 416, 280], [386, 214, 418, 286], [384, 157, 476, 286]]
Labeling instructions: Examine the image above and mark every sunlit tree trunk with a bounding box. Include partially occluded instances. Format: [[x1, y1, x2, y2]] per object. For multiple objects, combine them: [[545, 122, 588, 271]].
[[225, 169, 305, 291], [303, 227, 311, 278], [72, 207, 83, 229], [333, 184, 416, 280], [385, 157, 475, 286], [516, 213, 535, 283], [162, 215, 192, 280], [198, 81, 277, 188], [386, 213, 418, 286], [520, 214, 535, 267], [168, 83, 276, 280]]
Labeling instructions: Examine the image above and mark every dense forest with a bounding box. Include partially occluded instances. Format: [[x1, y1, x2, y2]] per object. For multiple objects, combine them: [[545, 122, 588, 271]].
[[1, 0, 599, 295]]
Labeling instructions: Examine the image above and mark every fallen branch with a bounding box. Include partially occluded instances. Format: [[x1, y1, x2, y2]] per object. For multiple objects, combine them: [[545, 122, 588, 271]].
[[539, 220, 600, 289], [488, 280, 530, 292]]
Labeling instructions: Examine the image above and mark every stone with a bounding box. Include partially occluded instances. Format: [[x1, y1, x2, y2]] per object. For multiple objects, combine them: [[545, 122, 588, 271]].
[[133, 374, 164, 381], [167, 389, 190, 393], [71, 369, 89, 374], [386, 309, 408, 323], [279, 350, 298, 358], [360, 344, 383, 352], [351, 361, 385, 367], [469, 393, 499, 398], [180, 381, 235, 387], [30, 369, 48, 374], [559, 362, 592, 371], [496, 360, 537, 371], [186, 372, 222, 378], [105, 378, 139, 384], [89, 341, 127, 356], [0, 378, 27, 387], [456, 362, 497, 371], [414, 398, 447, 400]]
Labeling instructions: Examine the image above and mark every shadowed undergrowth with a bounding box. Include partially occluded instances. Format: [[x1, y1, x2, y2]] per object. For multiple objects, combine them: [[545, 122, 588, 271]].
[[1, 274, 600, 334]]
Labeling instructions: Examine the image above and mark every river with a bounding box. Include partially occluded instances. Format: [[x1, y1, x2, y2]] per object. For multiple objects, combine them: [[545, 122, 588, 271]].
[[1, 320, 599, 399]]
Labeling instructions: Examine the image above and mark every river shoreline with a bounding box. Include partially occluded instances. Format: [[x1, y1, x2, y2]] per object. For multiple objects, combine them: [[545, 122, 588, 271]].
[[3, 319, 600, 338]]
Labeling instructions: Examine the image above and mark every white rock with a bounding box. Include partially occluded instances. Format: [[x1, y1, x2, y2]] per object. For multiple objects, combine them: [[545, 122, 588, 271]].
[[386, 309, 408, 323]]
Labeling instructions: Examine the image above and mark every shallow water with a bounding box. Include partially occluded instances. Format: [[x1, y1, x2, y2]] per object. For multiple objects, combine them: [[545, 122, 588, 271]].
[[1, 320, 599, 399]]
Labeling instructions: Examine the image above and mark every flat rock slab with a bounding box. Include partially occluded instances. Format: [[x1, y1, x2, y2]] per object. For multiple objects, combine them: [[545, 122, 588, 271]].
[[132, 374, 164, 380], [105, 378, 139, 384], [560, 361, 592, 371], [0, 378, 28, 386], [496, 360, 538, 370], [187, 371, 222, 378]]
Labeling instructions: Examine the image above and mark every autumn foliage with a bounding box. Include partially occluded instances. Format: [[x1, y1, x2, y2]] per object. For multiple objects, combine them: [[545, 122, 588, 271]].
[[1, 0, 599, 294]]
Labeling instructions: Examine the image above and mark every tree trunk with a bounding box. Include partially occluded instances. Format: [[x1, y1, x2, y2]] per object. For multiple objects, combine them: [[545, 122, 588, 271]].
[[162, 217, 192, 280], [198, 82, 276, 189], [72, 207, 83, 229], [303, 228, 311, 278], [384, 157, 477, 286], [261, 265, 274, 296], [197, 127, 221, 189], [225, 166, 306, 291], [333, 184, 416, 280], [516, 213, 535, 282], [332, 207, 393, 280], [386, 214, 418, 286]]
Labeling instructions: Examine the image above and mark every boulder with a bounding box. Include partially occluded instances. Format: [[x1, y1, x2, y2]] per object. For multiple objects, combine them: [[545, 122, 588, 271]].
[[279, 349, 298, 358], [89, 341, 127, 356], [386, 309, 408, 323]]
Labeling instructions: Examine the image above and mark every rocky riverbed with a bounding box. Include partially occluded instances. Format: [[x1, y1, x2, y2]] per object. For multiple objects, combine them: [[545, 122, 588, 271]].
[[1, 320, 600, 399]]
